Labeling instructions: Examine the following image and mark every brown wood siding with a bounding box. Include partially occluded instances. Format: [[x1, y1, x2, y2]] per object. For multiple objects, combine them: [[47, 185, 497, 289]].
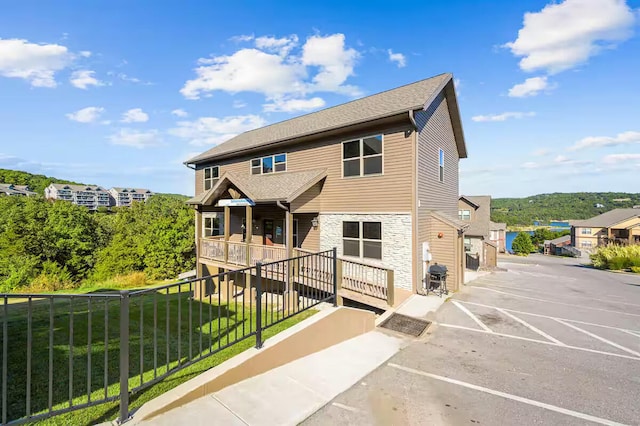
[[428, 215, 460, 291], [290, 181, 322, 213], [458, 199, 477, 222], [296, 214, 320, 251], [194, 122, 414, 212]]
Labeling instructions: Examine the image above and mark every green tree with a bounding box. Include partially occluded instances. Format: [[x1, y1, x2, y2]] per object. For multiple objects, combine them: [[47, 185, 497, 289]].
[[512, 232, 535, 256]]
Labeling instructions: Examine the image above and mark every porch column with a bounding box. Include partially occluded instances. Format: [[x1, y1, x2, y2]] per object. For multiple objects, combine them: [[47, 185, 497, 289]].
[[245, 205, 253, 296], [224, 205, 230, 263], [284, 209, 297, 314]]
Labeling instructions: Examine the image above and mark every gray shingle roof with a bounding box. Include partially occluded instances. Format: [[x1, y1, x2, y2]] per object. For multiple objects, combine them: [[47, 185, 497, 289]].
[[187, 73, 456, 164], [430, 210, 468, 230], [186, 169, 327, 205], [549, 234, 571, 245], [490, 221, 506, 230], [574, 208, 640, 228], [462, 195, 491, 237], [50, 183, 108, 192], [111, 187, 153, 194]]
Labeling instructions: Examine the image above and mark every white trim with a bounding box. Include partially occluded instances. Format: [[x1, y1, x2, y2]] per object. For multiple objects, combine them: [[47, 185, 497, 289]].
[[203, 165, 220, 192], [250, 152, 288, 175], [388, 363, 628, 426], [438, 148, 444, 182], [341, 134, 384, 178]]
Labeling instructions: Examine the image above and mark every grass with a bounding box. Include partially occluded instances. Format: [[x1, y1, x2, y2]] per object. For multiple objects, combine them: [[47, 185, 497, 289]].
[[0, 284, 317, 425], [590, 245, 640, 272]]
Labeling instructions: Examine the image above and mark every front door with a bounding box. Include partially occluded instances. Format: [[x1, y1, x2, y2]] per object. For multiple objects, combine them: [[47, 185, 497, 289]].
[[263, 219, 274, 245], [263, 219, 285, 245]]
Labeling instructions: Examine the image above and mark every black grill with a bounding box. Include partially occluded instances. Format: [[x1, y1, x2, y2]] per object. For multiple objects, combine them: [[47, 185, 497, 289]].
[[427, 264, 448, 296]]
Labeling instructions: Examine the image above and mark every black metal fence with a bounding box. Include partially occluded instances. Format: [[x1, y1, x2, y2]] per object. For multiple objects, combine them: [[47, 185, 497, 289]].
[[0, 249, 337, 425], [466, 253, 480, 271]]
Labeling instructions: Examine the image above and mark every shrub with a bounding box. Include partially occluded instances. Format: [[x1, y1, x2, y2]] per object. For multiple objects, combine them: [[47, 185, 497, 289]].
[[512, 232, 535, 256], [631, 266, 640, 274], [28, 261, 74, 292], [590, 245, 640, 270]]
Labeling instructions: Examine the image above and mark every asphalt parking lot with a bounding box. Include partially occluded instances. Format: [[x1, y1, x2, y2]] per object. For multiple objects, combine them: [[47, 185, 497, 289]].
[[303, 255, 640, 425]]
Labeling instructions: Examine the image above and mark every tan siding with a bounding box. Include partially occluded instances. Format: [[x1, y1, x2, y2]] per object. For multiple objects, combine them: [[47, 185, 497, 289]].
[[290, 182, 322, 213], [296, 214, 320, 251], [195, 169, 204, 196], [416, 92, 460, 218], [194, 123, 414, 212], [458, 199, 477, 222], [428, 215, 460, 291]]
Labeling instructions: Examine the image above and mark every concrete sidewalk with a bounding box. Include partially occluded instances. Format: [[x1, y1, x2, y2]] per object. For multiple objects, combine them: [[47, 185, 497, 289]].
[[140, 331, 405, 426]]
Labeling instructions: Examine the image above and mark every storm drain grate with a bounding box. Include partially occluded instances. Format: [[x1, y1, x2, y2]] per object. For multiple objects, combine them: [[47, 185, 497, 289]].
[[379, 313, 431, 337]]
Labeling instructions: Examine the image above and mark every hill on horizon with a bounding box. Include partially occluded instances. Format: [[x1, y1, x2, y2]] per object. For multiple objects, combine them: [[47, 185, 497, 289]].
[[491, 192, 640, 226]]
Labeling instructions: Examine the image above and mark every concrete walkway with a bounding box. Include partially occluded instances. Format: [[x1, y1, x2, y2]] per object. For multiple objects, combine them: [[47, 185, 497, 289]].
[[140, 331, 405, 426]]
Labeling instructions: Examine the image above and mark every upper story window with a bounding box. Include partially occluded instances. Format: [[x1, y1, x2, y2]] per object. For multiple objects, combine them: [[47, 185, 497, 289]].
[[581, 228, 591, 235], [251, 153, 287, 175], [459, 210, 471, 220], [342, 135, 383, 178], [439, 149, 445, 182], [204, 166, 220, 190]]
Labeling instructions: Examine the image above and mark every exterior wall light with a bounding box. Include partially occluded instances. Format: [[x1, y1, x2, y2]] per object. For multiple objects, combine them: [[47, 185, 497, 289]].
[[311, 217, 319, 229]]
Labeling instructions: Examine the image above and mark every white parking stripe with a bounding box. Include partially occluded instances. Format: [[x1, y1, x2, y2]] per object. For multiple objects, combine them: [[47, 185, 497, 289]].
[[496, 308, 565, 346], [468, 286, 640, 318], [622, 330, 640, 339], [438, 323, 640, 362], [387, 363, 627, 426], [452, 300, 492, 332], [332, 402, 361, 413], [459, 300, 640, 335], [553, 319, 640, 357]]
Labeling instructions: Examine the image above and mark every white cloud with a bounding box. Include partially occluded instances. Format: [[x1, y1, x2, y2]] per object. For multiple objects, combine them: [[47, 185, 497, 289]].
[[263, 96, 326, 113], [171, 109, 188, 117], [229, 34, 254, 43], [0, 38, 74, 87], [233, 100, 247, 108], [79, 51, 92, 58], [69, 70, 103, 89], [181, 33, 361, 104], [602, 153, 640, 164], [568, 130, 640, 151], [532, 148, 551, 156], [108, 72, 152, 85], [522, 154, 592, 169], [169, 115, 267, 146], [472, 111, 536, 122], [387, 49, 406, 68], [505, 0, 637, 74], [508, 76, 552, 97], [108, 129, 162, 148], [121, 108, 149, 123], [66, 106, 105, 123]]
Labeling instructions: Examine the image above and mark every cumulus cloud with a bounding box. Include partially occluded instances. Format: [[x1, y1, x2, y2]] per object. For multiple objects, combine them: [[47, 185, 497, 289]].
[[69, 70, 103, 89], [568, 130, 640, 151], [532, 148, 551, 156], [169, 115, 267, 146], [522, 154, 592, 169], [504, 0, 637, 74], [108, 129, 162, 148], [0, 38, 76, 87], [181, 33, 360, 108], [472, 111, 536, 122], [602, 153, 640, 164], [171, 109, 188, 117], [263, 97, 326, 113], [233, 100, 247, 108], [508, 76, 553, 97], [121, 108, 149, 123], [387, 49, 406, 68], [66, 106, 105, 123]]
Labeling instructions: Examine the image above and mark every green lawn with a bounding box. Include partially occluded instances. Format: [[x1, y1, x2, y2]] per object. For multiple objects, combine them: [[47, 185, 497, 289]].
[[1, 285, 316, 425]]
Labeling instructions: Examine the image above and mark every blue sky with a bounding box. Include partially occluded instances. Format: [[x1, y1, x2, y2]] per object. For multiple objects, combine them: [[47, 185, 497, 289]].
[[0, 0, 639, 197]]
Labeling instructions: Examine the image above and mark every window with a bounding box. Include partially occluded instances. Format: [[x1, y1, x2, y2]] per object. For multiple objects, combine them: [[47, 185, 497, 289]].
[[581, 241, 593, 249], [342, 135, 383, 177], [293, 219, 299, 248], [203, 213, 224, 237], [342, 221, 382, 260], [204, 166, 219, 190], [581, 228, 591, 235], [464, 238, 471, 252], [459, 209, 471, 220], [439, 149, 444, 182], [251, 154, 287, 175]]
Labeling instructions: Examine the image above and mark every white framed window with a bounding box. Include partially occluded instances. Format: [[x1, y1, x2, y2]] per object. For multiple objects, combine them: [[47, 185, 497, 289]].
[[439, 149, 444, 182], [459, 209, 471, 220], [342, 221, 382, 260], [581, 240, 593, 249], [204, 166, 220, 191], [251, 153, 287, 175], [203, 212, 224, 237], [581, 228, 591, 235], [464, 237, 471, 252], [342, 135, 383, 178]]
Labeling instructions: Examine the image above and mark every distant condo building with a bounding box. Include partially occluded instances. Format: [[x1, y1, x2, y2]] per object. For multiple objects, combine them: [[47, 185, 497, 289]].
[[45, 184, 112, 210], [0, 183, 37, 197], [109, 187, 154, 207]]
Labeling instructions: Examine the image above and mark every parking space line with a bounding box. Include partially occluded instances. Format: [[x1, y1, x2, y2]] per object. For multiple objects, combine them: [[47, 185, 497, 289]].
[[467, 286, 640, 318], [553, 319, 640, 357], [452, 301, 492, 332], [437, 323, 640, 362], [387, 363, 627, 426], [496, 308, 565, 346], [332, 402, 361, 413], [459, 300, 640, 335]]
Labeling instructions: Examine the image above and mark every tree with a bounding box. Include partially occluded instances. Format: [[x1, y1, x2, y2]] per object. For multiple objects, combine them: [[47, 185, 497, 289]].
[[512, 232, 535, 256]]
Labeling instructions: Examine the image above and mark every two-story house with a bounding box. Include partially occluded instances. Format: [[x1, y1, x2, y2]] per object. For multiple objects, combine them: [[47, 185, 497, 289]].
[[0, 184, 37, 197], [45, 184, 111, 210], [185, 73, 468, 308], [571, 208, 640, 251], [109, 187, 154, 207], [458, 195, 499, 267]]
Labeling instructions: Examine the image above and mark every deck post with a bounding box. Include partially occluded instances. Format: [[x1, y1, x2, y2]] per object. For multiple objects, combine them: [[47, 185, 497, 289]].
[[386, 269, 395, 307], [284, 209, 297, 314], [223, 206, 230, 263], [245, 205, 252, 266], [335, 257, 343, 306]]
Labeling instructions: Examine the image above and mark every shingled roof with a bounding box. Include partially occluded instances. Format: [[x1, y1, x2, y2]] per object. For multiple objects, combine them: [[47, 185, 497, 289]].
[[574, 209, 640, 228], [461, 195, 491, 237], [186, 73, 465, 164]]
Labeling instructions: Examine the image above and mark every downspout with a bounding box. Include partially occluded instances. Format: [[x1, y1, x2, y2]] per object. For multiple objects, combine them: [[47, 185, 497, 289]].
[[276, 201, 288, 211], [408, 109, 418, 131]]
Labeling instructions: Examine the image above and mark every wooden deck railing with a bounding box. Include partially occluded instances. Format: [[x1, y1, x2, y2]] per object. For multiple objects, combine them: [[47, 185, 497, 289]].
[[200, 239, 288, 266], [340, 257, 393, 305]]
